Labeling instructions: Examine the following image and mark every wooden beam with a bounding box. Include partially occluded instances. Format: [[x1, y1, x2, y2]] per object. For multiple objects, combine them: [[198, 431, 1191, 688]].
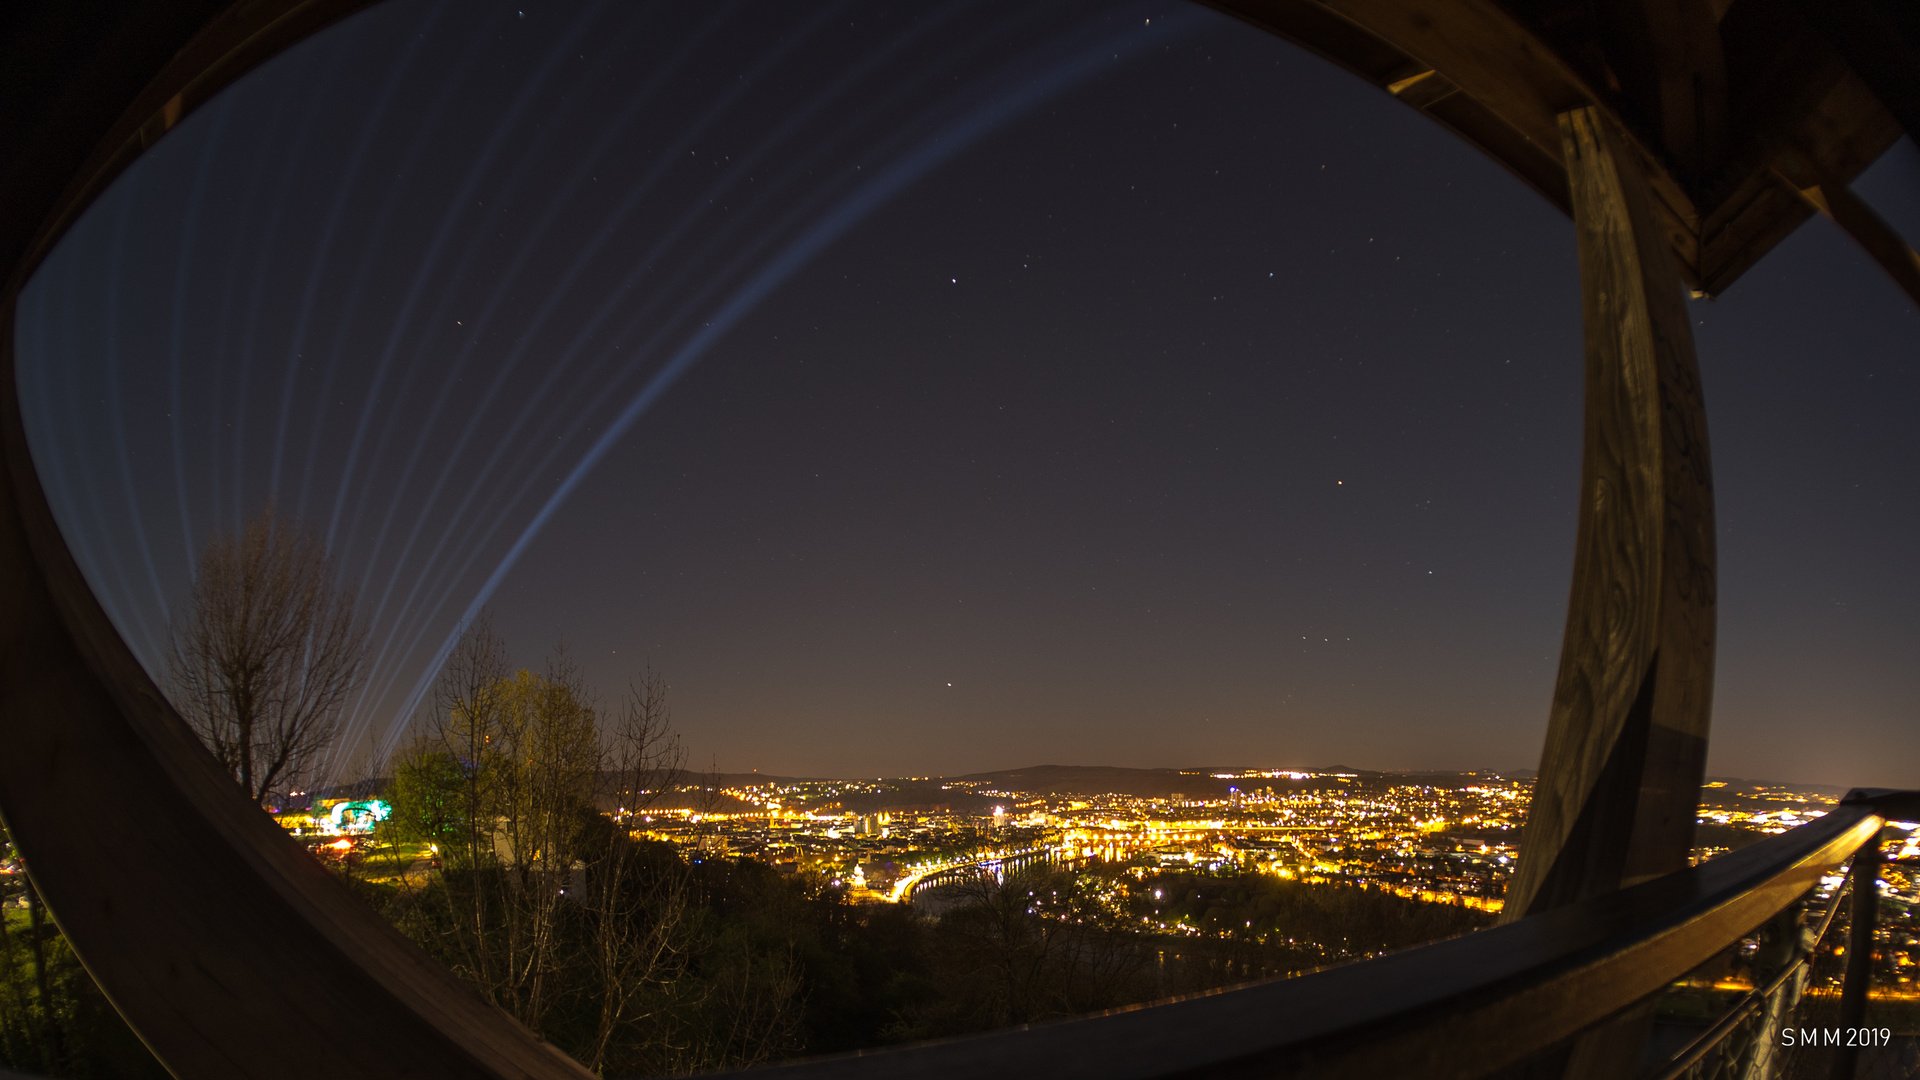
[[1810, 0, 1920, 150], [1207, 0, 1709, 280], [1589, 0, 1729, 186], [1707, 2, 1904, 294], [1500, 106, 1718, 1078], [1202, 0, 1573, 213], [1772, 159, 1920, 309], [1507, 107, 1716, 922], [1210, 0, 1911, 298]]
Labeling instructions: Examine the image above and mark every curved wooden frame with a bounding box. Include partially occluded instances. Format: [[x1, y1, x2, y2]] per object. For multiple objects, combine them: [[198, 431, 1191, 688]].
[[0, 1, 1911, 1077]]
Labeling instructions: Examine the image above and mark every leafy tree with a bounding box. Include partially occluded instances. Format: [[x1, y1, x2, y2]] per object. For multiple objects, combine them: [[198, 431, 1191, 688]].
[[386, 744, 469, 849]]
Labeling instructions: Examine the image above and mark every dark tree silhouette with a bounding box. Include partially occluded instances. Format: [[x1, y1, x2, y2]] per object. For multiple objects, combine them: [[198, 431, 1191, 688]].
[[166, 507, 365, 805]]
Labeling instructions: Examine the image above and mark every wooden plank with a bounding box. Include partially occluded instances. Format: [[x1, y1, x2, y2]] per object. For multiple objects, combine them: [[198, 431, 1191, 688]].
[[1318, 0, 1704, 246], [1811, 0, 1920, 149], [1697, 167, 1816, 297], [1715, 10, 1902, 214], [1586, 0, 1728, 186], [1208, 0, 1910, 297], [1505, 107, 1716, 922], [1772, 162, 1920, 309], [1199, 0, 1576, 211], [1421, 81, 1573, 214], [1208, 0, 1705, 277], [1695, 30, 1901, 294]]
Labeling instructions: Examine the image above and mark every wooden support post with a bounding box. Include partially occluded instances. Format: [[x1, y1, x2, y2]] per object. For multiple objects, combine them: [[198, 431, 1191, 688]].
[[1832, 836, 1884, 1080], [1506, 107, 1716, 924], [1500, 102, 1717, 1080]]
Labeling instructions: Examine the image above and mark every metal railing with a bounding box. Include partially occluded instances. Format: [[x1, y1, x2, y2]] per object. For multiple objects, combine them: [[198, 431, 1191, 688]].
[[725, 790, 1914, 1079], [1648, 869, 1854, 1080]]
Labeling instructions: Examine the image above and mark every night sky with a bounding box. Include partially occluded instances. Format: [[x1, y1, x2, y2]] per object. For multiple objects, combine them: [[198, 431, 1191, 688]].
[[13, 0, 1919, 788]]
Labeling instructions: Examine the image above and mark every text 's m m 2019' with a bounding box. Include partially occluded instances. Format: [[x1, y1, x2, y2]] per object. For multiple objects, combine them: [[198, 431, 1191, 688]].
[[1779, 1028, 1893, 1047]]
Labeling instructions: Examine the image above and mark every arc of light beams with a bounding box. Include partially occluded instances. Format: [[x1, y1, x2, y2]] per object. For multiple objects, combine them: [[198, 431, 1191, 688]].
[[425, 0, 1060, 509], [338, 0, 1004, 755], [338, 0, 764, 624], [264, 0, 451, 504], [321, 1, 809, 775], [354, 3, 1179, 756], [369, 0, 1157, 656], [44, 246, 157, 659], [345, 0, 1039, 673], [204, 71, 301, 535], [384, 3, 1209, 755], [21, 275, 120, 640], [168, 95, 232, 580], [308, 2, 689, 773], [349, 0, 970, 644], [325, 5, 737, 633], [227, 39, 354, 535], [296, 5, 607, 529], [328, 2, 741, 621], [318, 1, 632, 553], [334, 2, 854, 734], [103, 174, 174, 659], [332, 0, 963, 566], [335, 2, 1175, 776]]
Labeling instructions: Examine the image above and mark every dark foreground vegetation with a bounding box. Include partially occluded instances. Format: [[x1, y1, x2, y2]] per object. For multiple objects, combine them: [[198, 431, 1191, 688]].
[[2, 808, 1487, 1078], [389, 852, 1493, 1073]]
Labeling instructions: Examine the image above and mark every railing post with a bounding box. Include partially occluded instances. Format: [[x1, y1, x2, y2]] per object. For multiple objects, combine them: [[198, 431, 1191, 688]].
[[1502, 106, 1717, 1077], [1831, 834, 1884, 1080]]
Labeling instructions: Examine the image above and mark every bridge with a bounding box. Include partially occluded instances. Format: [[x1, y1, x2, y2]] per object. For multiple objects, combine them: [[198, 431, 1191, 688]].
[[890, 846, 1058, 905]]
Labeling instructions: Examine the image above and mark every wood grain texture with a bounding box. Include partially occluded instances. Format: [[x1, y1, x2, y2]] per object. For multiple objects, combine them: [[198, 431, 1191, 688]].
[[1503, 107, 1716, 922]]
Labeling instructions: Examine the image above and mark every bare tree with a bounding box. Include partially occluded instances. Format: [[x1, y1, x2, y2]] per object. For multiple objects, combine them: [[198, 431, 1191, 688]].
[[493, 649, 599, 1030], [415, 628, 604, 1035], [393, 636, 803, 1073], [583, 667, 690, 1073], [167, 506, 365, 805], [415, 613, 514, 1007]]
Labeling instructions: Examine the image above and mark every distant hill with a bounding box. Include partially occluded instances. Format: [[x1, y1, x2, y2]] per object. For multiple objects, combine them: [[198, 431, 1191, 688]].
[[951, 765, 1237, 799], [680, 773, 1001, 815], [1701, 777, 1849, 796]]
